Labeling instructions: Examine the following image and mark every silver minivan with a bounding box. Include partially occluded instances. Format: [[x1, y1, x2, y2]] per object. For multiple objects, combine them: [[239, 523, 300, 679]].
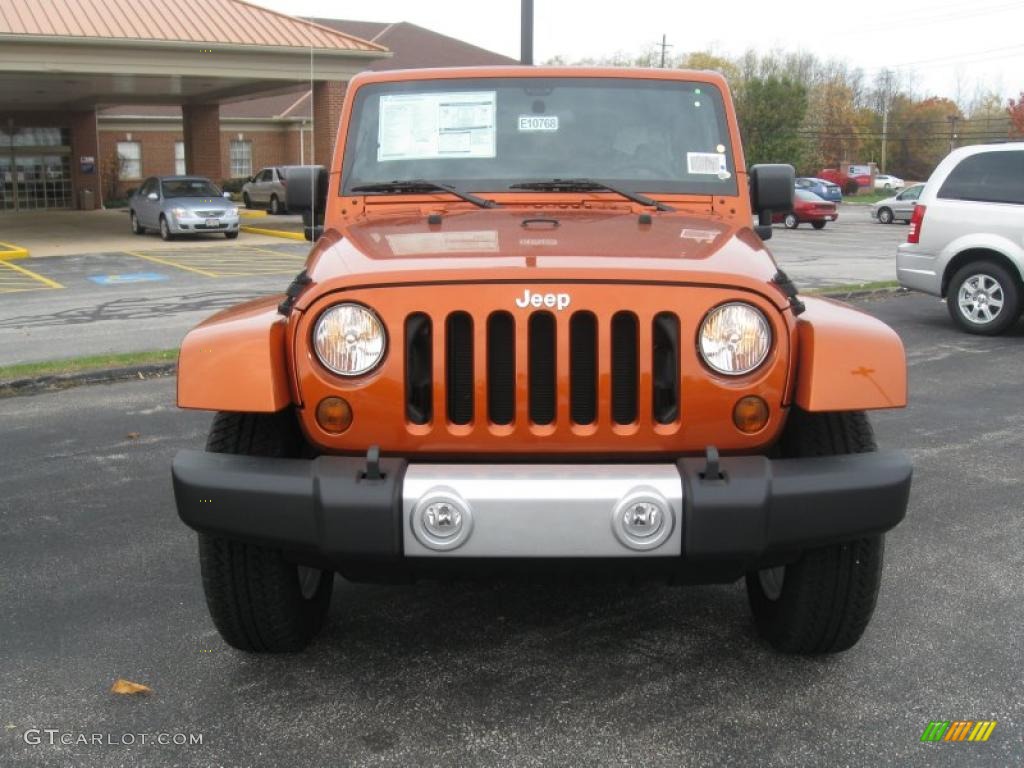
[[896, 143, 1024, 334]]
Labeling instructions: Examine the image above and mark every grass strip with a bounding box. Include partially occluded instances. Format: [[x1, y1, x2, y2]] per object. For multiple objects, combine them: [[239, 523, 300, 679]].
[[809, 280, 902, 296], [0, 348, 178, 383]]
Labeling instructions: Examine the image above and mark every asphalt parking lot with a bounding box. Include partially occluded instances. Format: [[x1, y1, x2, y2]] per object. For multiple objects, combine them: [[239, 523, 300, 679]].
[[0, 204, 904, 366], [1, 293, 1021, 767], [0, 242, 308, 365]]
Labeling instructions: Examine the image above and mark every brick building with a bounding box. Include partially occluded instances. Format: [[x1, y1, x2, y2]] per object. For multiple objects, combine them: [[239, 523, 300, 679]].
[[0, 0, 391, 212], [96, 19, 518, 198]]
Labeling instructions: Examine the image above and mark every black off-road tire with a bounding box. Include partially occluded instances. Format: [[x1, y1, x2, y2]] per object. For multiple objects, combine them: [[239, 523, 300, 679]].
[[746, 409, 885, 654], [946, 260, 1021, 336], [198, 411, 333, 652]]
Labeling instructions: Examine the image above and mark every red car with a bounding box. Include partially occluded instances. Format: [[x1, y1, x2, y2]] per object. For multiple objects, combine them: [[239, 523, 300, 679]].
[[773, 189, 839, 229]]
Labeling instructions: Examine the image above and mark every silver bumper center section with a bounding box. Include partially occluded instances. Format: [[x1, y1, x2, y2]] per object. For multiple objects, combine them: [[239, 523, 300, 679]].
[[402, 464, 683, 558]]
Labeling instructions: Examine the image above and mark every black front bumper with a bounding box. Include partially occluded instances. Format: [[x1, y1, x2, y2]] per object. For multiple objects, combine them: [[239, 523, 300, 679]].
[[172, 450, 911, 583]]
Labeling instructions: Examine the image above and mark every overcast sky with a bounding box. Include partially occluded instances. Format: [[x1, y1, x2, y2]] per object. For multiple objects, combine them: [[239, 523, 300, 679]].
[[254, 0, 1024, 103]]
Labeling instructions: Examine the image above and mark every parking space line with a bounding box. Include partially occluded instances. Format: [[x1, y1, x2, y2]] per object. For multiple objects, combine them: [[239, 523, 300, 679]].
[[123, 246, 305, 278], [245, 244, 310, 258], [124, 250, 219, 278], [0, 259, 64, 292]]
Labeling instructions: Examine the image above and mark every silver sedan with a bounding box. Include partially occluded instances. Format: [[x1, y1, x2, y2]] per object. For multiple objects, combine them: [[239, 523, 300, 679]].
[[871, 183, 923, 224], [129, 176, 240, 241]]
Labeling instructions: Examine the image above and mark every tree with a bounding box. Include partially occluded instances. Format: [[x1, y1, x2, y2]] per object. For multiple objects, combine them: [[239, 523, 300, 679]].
[[888, 96, 961, 179], [735, 76, 808, 167], [1009, 92, 1024, 138]]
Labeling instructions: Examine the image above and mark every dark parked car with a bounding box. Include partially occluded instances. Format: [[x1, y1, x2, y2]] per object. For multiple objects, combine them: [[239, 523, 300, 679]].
[[773, 189, 838, 229], [796, 177, 842, 203]]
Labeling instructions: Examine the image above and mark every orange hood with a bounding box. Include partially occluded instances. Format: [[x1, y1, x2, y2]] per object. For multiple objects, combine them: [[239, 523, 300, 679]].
[[296, 207, 789, 312]]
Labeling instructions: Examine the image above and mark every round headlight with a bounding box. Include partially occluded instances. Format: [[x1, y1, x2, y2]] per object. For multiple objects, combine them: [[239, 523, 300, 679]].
[[699, 302, 771, 376], [313, 303, 386, 376]]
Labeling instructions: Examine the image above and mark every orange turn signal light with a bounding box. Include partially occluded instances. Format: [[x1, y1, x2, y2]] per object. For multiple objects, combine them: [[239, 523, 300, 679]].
[[316, 396, 353, 434], [733, 396, 769, 434]]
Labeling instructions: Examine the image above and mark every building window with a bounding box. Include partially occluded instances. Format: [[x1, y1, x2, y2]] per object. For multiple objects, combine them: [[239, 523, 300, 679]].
[[229, 140, 252, 178], [117, 141, 141, 180], [174, 141, 186, 175]]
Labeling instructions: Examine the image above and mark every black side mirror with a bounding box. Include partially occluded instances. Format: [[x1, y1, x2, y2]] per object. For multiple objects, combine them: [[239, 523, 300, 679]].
[[749, 164, 795, 241]]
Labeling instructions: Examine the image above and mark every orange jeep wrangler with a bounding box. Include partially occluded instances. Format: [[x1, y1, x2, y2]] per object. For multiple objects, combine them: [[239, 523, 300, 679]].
[[172, 67, 912, 655]]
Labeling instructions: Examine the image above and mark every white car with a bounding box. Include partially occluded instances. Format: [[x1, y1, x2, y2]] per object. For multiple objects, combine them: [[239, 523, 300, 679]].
[[874, 174, 904, 191], [896, 143, 1024, 335]]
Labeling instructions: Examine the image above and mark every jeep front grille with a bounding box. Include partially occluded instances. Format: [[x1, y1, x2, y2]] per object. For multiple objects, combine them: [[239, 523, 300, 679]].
[[403, 309, 681, 430]]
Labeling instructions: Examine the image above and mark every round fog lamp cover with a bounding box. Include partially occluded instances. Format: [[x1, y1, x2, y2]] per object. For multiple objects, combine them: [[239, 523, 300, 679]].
[[411, 488, 474, 551], [611, 488, 674, 551]]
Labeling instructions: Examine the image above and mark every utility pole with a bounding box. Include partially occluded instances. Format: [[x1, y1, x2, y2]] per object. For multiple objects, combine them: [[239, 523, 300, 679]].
[[520, 0, 533, 65], [880, 106, 888, 174], [947, 114, 960, 152], [658, 34, 672, 68]]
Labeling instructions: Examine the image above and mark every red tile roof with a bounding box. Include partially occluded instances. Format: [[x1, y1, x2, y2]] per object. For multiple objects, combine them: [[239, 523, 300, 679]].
[[0, 0, 387, 52], [310, 19, 518, 69]]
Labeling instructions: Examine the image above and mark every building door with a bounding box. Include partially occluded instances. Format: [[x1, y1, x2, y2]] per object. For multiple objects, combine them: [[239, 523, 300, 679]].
[[1, 126, 73, 211]]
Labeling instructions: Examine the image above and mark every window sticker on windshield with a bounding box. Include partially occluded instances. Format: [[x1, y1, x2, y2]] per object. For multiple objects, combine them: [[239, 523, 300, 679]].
[[517, 115, 559, 132], [378, 92, 496, 162], [687, 152, 727, 175]]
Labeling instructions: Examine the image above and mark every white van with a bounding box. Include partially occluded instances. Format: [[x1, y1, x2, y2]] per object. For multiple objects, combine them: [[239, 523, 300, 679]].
[[896, 143, 1024, 335]]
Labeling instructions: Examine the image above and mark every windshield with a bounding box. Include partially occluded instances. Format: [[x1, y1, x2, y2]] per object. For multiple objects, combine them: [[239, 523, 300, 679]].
[[342, 77, 737, 197], [162, 179, 222, 198]]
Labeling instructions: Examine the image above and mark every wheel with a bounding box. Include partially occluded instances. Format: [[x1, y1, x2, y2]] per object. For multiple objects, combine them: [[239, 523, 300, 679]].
[[130, 210, 144, 235], [197, 411, 333, 652], [784, 213, 799, 229], [883, 183, 892, 191], [811, 220, 826, 230], [877, 207, 893, 224], [243, 192, 252, 209], [225, 231, 239, 240], [159, 216, 174, 241], [746, 409, 885, 654], [946, 260, 1021, 335], [269, 194, 282, 215]]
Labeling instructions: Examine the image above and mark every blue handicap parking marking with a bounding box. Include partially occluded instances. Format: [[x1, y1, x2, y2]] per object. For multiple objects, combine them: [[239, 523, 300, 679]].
[[88, 272, 169, 285]]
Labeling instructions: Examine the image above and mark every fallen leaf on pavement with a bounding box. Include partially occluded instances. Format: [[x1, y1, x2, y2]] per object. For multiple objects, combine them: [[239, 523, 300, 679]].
[[126, 432, 140, 439], [110, 679, 151, 695]]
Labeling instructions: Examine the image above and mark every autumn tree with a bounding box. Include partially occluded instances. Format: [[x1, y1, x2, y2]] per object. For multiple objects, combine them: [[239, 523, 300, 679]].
[[1009, 92, 1024, 138]]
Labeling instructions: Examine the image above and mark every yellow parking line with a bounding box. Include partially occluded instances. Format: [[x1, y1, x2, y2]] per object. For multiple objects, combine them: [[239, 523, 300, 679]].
[[125, 250, 219, 278], [0, 240, 30, 260], [240, 225, 307, 241], [0, 258, 63, 289], [245, 244, 309, 258]]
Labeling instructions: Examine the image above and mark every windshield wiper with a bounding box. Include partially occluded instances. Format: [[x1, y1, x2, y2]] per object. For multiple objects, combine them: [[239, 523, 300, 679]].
[[350, 180, 498, 209], [508, 179, 675, 212]]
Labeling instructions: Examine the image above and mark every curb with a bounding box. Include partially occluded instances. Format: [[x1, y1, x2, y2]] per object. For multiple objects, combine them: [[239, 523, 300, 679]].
[[814, 286, 906, 300], [0, 240, 30, 260], [0, 362, 177, 399], [239, 209, 269, 219], [240, 225, 306, 241]]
